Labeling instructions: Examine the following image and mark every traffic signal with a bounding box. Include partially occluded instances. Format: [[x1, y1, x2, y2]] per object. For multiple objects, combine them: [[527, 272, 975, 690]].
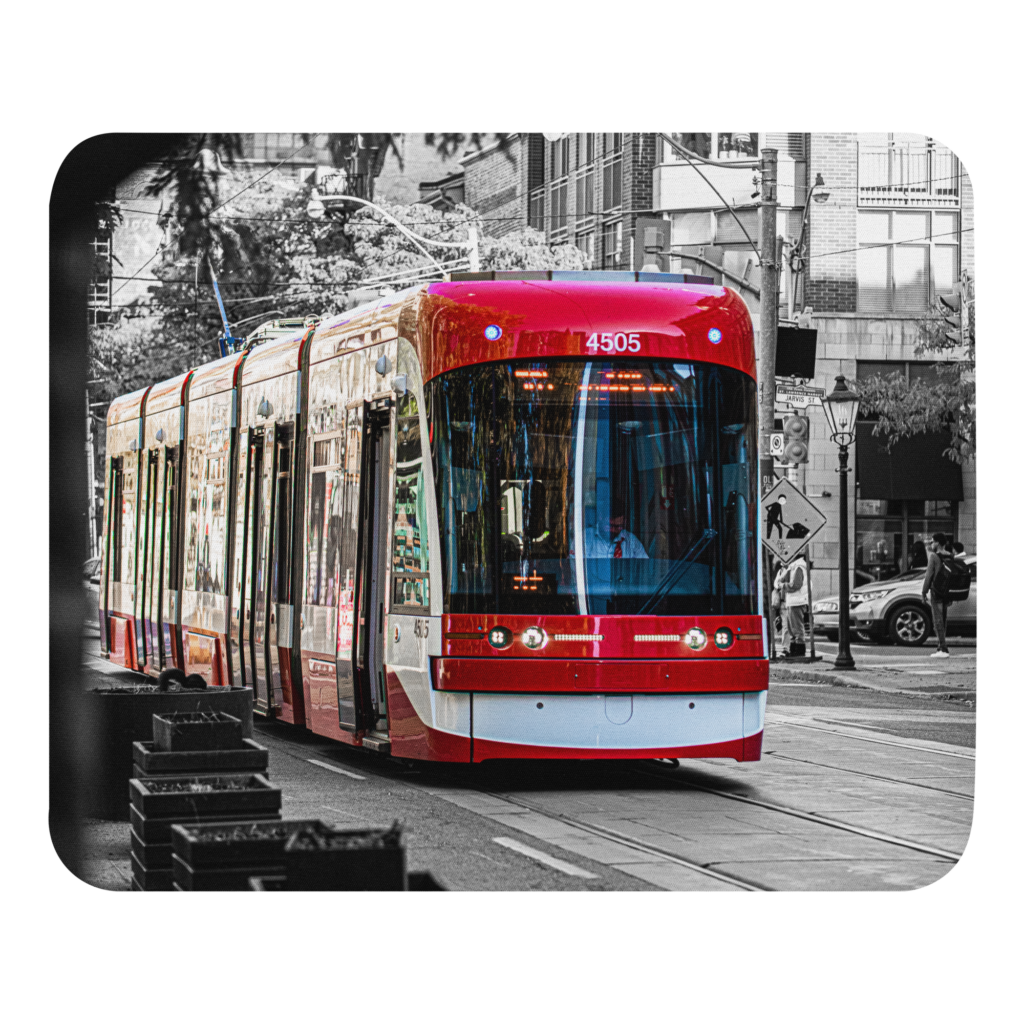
[[782, 414, 810, 464], [939, 292, 962, 344]]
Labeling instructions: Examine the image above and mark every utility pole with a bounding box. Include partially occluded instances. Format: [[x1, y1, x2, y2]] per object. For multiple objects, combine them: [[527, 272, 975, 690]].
[[758, 148, 779, 657], [758, 148, 779, 494]]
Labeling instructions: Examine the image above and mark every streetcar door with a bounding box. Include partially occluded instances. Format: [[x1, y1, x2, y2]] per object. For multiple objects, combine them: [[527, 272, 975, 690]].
[[161, 448, 182, 669], [240, 430, 263, 699], [229, 428, 251, 688], [145, 450, 162, 669], [266, 423, 294, 709], [250, 422, 276, 715], [356, 404, 391, 735], [136, 450, 158, 669]]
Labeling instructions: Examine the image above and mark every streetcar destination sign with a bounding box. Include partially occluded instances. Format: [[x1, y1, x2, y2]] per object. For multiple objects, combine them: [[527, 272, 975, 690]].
[[761, 478, 827, 563], [775, 384, 825, 408]]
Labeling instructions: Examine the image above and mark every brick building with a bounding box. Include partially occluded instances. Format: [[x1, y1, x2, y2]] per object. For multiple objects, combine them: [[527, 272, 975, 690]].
[[443, 131, 976, 595]]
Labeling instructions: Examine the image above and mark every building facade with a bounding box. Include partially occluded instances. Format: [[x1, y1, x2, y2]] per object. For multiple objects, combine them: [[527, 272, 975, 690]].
[[451, 132, 976, 595]]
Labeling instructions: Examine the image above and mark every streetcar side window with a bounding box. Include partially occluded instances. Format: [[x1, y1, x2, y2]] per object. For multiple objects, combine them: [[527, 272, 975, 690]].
[[305, 430, 344, 607], [109, 458, 123, 584], [391, 389, 430, 611]]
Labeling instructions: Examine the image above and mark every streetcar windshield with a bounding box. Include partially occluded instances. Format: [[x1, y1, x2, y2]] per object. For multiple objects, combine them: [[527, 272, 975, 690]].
[[428, 359, 758, 616]]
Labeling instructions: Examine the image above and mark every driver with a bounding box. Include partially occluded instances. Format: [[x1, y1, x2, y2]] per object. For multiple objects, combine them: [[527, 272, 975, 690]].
[[589, 514, 648, 559]]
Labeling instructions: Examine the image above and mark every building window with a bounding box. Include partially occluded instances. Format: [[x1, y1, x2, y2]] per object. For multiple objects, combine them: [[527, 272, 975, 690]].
[[662, 133, 758, 162], [575, 167, 595, 226], [857, 211, 959, 312], [528, 187, 545, 231], [546, 137, 570, 237], [550, 180, 569, 236], [576, 133, 595, 170], [602, 221, 623, 269], [575, 231, 594, 267], [602, 140, 623, 213], [549, 137, 570, 180], [253, 132, 309, 162]]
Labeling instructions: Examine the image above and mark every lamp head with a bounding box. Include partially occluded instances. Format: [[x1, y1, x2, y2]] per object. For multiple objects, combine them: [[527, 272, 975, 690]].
[[822, 374, 860, 446]]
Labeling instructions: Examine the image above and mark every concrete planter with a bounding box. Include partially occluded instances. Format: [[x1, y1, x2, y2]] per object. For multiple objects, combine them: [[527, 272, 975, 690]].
[[81, 686, 254, 820]]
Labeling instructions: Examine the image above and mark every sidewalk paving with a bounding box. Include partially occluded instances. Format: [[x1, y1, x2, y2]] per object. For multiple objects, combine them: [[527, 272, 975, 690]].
[[769, 637, 976, 699]]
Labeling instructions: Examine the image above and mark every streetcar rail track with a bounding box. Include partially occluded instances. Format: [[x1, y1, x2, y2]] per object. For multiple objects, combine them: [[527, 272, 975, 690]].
[[765, 751, 974, 800], [768, 717, 976, 759], [478, 789, 768, 891], [635, 763, 962, 862]]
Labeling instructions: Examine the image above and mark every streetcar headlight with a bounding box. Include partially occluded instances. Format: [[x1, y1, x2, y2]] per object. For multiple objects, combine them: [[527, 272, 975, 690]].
[[713, 627, 734, 649], [488, 626, 513, 649], [521, 626, 547, 650], [684, 627, 708, 651]]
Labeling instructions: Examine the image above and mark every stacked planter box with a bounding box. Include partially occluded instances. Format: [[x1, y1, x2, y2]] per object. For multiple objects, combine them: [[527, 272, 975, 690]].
[[132, 738, 270, 782], [129, 775, 282, 891], [82, 686, 254, 820], [171, 819, 322, 891], [283, 822, 408, 891]]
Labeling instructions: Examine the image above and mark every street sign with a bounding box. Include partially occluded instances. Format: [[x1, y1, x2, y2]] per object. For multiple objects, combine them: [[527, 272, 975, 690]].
[[776, 383, 825, 409], [761, 477, 826, 564], [769, 431, 784, 457]]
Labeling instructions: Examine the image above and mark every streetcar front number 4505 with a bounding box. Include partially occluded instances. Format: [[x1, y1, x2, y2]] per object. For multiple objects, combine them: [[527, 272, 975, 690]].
[[586, 332, 641, 354]]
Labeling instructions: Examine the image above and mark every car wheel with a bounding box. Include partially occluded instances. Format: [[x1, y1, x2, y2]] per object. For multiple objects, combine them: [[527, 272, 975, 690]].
[[824, 631, 838, 642], [887, 604, 931, 646], [854, 629, 878, 644]]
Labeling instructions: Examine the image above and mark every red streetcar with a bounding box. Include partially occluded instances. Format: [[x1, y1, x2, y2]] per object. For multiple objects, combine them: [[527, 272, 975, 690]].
[[99, 272, 768, 762]]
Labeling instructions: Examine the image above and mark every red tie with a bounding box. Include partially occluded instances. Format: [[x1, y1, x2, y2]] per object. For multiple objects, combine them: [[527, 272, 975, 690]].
[[614, 539, 623, 558]]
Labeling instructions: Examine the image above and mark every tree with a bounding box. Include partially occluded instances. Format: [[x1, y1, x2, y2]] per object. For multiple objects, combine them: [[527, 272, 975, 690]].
[[88, 164, 584, 408], [855, 277, 975, 464]]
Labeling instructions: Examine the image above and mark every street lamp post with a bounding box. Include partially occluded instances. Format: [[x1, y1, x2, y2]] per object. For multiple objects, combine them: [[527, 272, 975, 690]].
[[307, 189, 480, 273], [821, 374, 861, 670]]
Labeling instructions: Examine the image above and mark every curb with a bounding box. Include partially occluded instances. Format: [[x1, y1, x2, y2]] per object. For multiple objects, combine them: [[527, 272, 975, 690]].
[[769, 662, 976, 699]]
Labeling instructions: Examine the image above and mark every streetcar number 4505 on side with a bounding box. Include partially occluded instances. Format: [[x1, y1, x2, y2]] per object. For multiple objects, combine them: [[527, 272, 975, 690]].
[[586, 332, 641, 353]]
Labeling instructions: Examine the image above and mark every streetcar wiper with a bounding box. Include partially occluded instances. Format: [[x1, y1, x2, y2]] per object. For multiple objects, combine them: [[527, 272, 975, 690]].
[[634, 528, 717, 616]]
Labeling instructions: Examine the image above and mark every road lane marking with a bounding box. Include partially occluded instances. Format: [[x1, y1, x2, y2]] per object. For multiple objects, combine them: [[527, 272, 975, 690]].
[[493, 837, 599, 879], [307, 758, 365, 780], [413, 783, 759, 890]]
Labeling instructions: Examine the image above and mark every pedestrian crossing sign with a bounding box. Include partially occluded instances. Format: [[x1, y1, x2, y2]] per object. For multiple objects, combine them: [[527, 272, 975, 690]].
[[761, 477, 826, 564]]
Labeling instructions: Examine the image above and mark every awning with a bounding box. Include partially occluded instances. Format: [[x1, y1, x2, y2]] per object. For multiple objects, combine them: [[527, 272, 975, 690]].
[[856, 423, 963, 501]]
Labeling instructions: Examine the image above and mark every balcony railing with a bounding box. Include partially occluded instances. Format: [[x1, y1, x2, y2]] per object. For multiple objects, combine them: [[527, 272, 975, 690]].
[[858, 143, 960, 208]]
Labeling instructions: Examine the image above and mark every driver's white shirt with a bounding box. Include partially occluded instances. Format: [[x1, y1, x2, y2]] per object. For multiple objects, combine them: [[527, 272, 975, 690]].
[[584, 528, 649, 559]]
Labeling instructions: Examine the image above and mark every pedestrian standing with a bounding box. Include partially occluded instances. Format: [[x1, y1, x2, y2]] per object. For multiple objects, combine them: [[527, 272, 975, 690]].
[[921, 532, 951, 658], [781, 554, 809, 657], [952, 540, 966, 559], [772, 562, 787, 649]]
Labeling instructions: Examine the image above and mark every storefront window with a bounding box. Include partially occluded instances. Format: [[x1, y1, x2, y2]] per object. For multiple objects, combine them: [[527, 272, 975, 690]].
[[855, 496, 956, 584]]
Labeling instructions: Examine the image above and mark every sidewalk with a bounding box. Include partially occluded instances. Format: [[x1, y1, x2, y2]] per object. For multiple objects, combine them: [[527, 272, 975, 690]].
[[769, 637, 976, 699]]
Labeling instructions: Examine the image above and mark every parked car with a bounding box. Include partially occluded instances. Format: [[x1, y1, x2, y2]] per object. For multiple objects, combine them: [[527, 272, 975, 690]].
[[812, 555, 976, 647]]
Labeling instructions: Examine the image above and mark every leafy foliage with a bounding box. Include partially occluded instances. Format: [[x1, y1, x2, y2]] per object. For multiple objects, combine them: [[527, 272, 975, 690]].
[[88, 146, 584, 409], [855, 280, 975, 464]]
